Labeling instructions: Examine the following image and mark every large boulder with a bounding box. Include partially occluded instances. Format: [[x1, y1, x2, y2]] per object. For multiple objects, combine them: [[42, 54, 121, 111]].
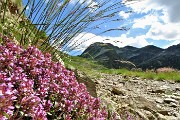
[[75, 70, 97, 97]]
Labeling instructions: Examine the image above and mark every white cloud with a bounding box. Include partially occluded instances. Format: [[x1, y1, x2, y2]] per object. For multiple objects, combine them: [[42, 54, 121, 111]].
[[68, 32, 150, 53], [124, 0, 180, 46], [146, 22, 180, 41], [132, 12, 180, 41], [124, 0, 180, 24], [70, 0, 98, 12], [70, 0, 98, 7], [123, 0, 162, 14], [132, 14, 159, 29], [119, 11, 131, 19], [151, 0, 180, 23], [119, 34, 149, 47]]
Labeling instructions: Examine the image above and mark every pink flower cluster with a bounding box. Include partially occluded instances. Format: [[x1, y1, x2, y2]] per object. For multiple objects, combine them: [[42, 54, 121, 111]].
[[0, 34, 111, 120]]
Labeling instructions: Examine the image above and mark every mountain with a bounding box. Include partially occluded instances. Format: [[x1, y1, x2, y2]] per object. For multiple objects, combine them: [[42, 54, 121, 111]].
[[138, 44, 180, 70], [81, 43, 123, 68], [80, 42, 180, 70], [128, 45, 163, 68]]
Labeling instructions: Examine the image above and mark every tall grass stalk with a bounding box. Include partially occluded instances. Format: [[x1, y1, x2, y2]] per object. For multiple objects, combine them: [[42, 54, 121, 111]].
[[0, 0, 132, 55]]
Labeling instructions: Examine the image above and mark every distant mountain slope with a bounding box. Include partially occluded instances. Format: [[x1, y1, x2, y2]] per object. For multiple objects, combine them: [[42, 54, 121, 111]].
[[128, 45, 164, 66], [80, 42, 180, 70], [138, 44, 180, 70], [81, 43, 122, 68]]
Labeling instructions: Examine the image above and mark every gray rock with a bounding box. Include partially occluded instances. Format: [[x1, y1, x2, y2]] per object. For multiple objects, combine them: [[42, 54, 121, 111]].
[[152, 85, 171, 94], [94, 73, 180, 120], [155, 99, 164, 104], [157, 113, 178, 120], [171, 95, 180, 100], [169, 102, 177, 108], [132, 96, 160, 112], [111, 87, 126, 96], [157, 113, 167, 120], [169, 81, 176, 84], [134, 109, 149, 120], [129, 80, 139, 83], [173, 112, 180, 118], [175, 87, 180, 91], [164, 98, 178, 104], [161, 85, 170, 90], [173, 93, 180, 96], [152, 89, 166, 94], [143, 110, 156, 120], [157, 110, 170, 116]]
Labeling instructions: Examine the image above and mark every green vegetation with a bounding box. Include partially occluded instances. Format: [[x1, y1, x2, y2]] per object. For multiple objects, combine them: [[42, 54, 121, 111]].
[[0, 0, 129, 67], [10, 0, 23, 8], [63, 56, 180, 82], [1, 0, 179, 82], [62, 55, 107, 78], [102, 68, 180, 81]]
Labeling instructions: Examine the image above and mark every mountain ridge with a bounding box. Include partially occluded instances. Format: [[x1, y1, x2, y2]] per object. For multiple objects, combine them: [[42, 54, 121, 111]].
[[80, 42, 180, 70]]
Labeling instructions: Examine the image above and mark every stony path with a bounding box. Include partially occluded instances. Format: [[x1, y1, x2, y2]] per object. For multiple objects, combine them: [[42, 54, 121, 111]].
[[94, 73, 180, 120]]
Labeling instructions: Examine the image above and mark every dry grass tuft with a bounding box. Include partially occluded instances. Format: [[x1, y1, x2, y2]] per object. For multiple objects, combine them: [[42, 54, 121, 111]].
[[156, 67, 177, 73]]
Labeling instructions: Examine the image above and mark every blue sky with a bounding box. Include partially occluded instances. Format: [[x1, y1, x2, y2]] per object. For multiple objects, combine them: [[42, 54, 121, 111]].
[[23, 0, 180, 55], [68, 0, 180, 55]]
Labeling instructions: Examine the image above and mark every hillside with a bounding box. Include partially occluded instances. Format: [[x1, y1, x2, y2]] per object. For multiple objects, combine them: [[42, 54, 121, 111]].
[[1, 1, 180, 119], [81, 42, 180, 70]]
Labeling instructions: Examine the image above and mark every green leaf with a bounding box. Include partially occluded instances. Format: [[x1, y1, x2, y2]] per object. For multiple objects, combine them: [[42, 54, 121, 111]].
[[2, 112, 10, 119]]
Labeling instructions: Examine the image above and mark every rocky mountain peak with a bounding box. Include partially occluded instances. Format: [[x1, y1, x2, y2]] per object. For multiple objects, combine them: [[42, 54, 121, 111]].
[[81, 42, 180, 70]]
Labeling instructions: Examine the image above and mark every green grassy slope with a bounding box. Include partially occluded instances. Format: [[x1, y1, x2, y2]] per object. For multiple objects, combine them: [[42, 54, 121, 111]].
[[62, 55, 108, 79], [63, 55, 180, 82]]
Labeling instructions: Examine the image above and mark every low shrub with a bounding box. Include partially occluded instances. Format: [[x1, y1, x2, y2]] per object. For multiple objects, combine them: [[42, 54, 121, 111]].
[[0, 34, 112, 120]]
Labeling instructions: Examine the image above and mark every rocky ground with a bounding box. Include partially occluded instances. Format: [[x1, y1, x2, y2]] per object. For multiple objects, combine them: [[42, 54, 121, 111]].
[[93, 73, 180, 120]]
